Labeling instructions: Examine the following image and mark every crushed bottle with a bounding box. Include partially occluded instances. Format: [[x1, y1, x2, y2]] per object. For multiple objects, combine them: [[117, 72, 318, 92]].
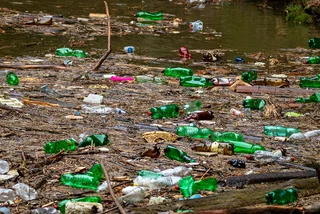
[[119, 186, 145, 203], [299, 74, 320, 88], [189, 20, 203, 32], [78, 134, 109, 147], [266, 188, 298, 205], [81, 104, 126, 114], [243, 98, 266, 110], [12, 183, 37, 201], [31, 207, 61, 214], [293, 92, 320, 103], [0, 160, 9, 174], [0, 188, 15, 202], [178, 176, 217, 198], [134, 175, 182, 190], [135, 12, 163, 21], [183, 100, 202, 114], [179, 46, 191, 59], [241, 70, 257, 83], [308, 38, 320, 49], [148, 104, 182, 119]]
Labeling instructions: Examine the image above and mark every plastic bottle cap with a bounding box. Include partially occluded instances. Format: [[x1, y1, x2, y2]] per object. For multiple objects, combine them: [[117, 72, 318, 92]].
[[289, 100, 294, 103], [179, 110, 184, 115], [53, 205, 58, 209], [173, 185, 179, 190], [147, 111, 152, 116], [190, 145, 195, 150], [290, 157, 295, 161], [302, 60, 307, 64]]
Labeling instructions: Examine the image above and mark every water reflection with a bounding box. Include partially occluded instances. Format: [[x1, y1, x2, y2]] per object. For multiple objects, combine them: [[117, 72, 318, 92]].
[[0, 0, 320, 58]]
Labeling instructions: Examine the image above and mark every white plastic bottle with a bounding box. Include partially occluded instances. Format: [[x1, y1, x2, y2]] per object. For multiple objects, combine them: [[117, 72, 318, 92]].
[[12, 183, 37, 201]]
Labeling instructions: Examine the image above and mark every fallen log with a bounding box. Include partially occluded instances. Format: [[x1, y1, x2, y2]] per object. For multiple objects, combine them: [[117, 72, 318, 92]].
[[236, 86, 317, 96], [223, 170, 317, 187], [132, 178, 320, 213]]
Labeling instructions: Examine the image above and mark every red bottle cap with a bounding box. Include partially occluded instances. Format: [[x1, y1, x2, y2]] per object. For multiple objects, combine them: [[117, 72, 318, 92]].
[[53, 204, 58, 209], [179, 110, 184, 115], [290, 156, 295, 162], [147, 111, 152, 116], [302, 60, 307, 64], [246, 155, 254, 160], [173, 185, 179, 190], [289, 100, 294, 103], [190, 24, 193, 28]]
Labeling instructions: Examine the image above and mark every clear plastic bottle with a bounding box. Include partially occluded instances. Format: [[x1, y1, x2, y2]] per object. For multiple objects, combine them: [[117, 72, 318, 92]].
[[31, 207, 61, 214], [189, 20, 203, 32], [248, 150, 293, 163], [65, 202, 103, 213], [12, 183, 37, 201], [119, 186, 145, 203], [0, 159, 9, 174], [133, 175, 182, 190], [159, 166, 192, 177]]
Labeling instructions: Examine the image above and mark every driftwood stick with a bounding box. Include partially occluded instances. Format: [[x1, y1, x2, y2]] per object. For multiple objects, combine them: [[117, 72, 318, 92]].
[[193, 206, 304, 214], [100, 160, 127, 214], [223, 170, 317, 187], [132, 178, 320, 213], [236, 85, 317, 96], [0, 64, 68, 70], [92, 1, 111, 71]]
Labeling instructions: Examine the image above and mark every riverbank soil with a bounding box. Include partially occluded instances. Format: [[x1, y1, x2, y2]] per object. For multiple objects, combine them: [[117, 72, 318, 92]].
[[0, 5, 320, 214]]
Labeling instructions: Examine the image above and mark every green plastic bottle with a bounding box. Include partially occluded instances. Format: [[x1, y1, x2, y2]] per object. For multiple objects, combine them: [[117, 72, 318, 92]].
[[264, 126, 300, 137], [308, 38, 320, 49], [304, 56, 320, 64], [294, 92, 320, 103], [79, 134, 110, 147], [266, 188, 298, 205], [164, 145, 195, 163], [72, 50, 88, 58], [135, 12, 163, 21], [183, 100, 202, 114], [162, 67, 193, 78], [299, 75, 320, 88], [135, 75, 168, 85], [211, 131, 244, 142], [148, 104, 182, 119], [58, 196, 102, 214], [178, 175, 217, 198], [86, 163, 104, 181], [225, 140, 265, 154], [180, 76, 213, 88], [56, 48, 73, 56], [44, 139, 77, 154], [60, 173, 99, 190], [243, 98, 266, 110], [6, 71, 19, 86], [241, 70, 257, 83], [176, 126, 214, 139]]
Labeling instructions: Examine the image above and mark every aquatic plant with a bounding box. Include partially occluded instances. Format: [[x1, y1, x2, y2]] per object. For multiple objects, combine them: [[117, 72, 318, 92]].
[[286, 3, 312, 24]]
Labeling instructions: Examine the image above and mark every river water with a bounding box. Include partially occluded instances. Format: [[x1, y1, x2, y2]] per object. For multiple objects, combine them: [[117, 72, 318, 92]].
[[1, 0, 320, 59]]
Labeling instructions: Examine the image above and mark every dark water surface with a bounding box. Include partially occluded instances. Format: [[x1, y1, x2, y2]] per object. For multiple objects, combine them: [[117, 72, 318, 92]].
[[1, 0, 320, 59]]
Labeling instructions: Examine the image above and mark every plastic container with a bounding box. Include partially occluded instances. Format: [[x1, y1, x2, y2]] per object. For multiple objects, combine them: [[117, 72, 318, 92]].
[[12, 183, 37, 201], [0, 207, 10, 214], [81, 105, 126, 114], [57, 196, 101, 214], [78, 134, 109, 147], [159, 166, 192, 177], [31, 207, 61, 214], [43, 139, 77, 154], [0, 160, 9, 174], [164, 145, 195, 163], [189, 20, 203, 32], [134, 175, 181, 190], [124, 46, 135, 54], [6, 71, 19, 86], [0, 188, 15, 202], [148, 104, 182, 119], [119, 186, 145, 203]]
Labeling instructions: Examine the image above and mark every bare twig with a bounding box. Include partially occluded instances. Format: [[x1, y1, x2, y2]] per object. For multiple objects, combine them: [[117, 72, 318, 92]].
[[92, 1, 111, 71], [0, 64, 68, 70], [100, 160, 127, 214]]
